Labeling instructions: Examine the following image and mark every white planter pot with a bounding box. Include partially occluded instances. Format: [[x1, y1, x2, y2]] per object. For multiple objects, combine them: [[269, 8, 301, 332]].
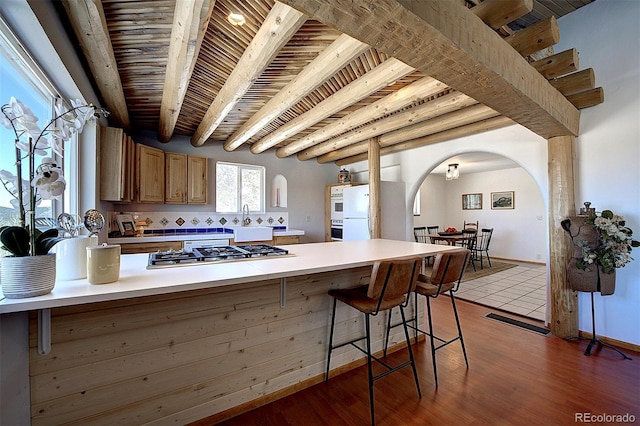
[[1, 253, 56, 298], [50, 236, 98, 280]]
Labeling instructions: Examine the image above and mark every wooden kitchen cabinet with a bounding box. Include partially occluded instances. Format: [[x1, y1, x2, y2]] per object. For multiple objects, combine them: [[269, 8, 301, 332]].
[[99, 126, 134, 202], [187, 155, 208, 204], [135, 144, 165, 203], [165, 152, 187, 204], [119, 241, 182, 254], [164, 153, 208, 204], [273, 235, 299, 245]]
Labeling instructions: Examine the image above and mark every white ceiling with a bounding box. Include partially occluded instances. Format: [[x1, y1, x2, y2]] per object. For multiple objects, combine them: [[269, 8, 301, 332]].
[[431, 152, 520, 176]]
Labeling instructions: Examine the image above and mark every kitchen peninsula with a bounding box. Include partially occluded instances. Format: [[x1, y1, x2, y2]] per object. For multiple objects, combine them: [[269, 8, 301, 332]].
[[0, 239, 455, 425]]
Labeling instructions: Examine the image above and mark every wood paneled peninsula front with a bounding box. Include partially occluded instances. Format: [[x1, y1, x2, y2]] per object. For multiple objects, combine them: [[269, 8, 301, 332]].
[[0, 240, 455, 425]]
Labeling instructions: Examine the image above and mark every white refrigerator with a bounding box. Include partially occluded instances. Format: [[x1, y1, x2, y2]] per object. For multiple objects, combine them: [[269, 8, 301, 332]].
[[342, 181, 407, 241]]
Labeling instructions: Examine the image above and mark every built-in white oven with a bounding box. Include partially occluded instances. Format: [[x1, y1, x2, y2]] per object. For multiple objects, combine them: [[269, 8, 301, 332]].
[[330, 221, 343, 241], [330, 185, 347, 241], [330, 185, 346, 222]]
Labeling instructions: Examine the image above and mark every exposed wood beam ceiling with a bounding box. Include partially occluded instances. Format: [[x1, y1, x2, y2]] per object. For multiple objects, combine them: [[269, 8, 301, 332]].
[[61, 0, 598, 165]]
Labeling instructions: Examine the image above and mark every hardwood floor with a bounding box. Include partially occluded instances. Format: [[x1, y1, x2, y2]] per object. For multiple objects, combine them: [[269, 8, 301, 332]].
[[201, 298, 639, 425]]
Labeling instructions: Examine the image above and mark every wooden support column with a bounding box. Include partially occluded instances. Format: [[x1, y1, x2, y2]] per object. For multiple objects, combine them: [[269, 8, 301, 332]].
[[368, 137, 381, 239], [548, 135, 578, 338]]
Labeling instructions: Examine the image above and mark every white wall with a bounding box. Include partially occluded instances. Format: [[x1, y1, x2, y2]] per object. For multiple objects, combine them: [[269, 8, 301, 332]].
[[348, 0, 640, 345], [554, 0, 640, 346], [415, 167, 546, 262]]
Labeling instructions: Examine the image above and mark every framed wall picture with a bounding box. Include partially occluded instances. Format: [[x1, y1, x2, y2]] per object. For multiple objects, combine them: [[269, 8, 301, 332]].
[[491, 191, 515, 209], [462, 193, 482, 210]]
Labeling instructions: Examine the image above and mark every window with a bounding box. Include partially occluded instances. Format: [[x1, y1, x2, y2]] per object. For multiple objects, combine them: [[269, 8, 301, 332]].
[[0, 17, 58, 227], [0, 14, 88, 227], [413, 188, 421, 216], [216, 162, 265, 213]]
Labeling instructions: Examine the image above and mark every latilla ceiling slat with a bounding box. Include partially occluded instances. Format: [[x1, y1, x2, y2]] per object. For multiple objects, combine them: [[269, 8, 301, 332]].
[[85, 0, 593, 154]]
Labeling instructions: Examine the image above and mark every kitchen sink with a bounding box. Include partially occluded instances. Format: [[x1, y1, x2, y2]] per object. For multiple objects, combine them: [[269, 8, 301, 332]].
[[229, 226, 273, 243]]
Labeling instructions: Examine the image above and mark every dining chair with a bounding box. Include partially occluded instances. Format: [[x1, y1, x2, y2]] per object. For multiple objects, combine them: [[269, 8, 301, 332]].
[[413, 226, 428, 243], [414, 227, 435, 266], [426, 225, 440, 235], [463, 220, 478, 231], [384, 249, 470, 389], [326, 256, 423, 426], [473, 228, 494, 268], [460, 229, 477, 271]]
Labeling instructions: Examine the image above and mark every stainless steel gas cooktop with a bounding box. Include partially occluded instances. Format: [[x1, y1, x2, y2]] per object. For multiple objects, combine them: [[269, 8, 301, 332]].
[[147, 244, 290, 269]]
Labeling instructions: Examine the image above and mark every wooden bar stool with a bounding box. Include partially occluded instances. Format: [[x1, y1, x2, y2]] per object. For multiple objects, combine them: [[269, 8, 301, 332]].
[[385, 249, 470, 388], [325, 256, 423, 426]]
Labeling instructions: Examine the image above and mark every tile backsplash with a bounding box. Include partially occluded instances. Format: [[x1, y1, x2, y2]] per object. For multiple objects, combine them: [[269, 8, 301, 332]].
[[109, 211, 289, 236]]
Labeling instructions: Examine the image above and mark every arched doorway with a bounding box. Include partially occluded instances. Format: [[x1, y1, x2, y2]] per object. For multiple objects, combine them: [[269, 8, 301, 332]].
[[411, 152, 548, 322]]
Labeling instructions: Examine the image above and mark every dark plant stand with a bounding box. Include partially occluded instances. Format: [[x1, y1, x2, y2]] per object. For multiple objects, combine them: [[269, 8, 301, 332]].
[[576, 292, 632, 360]]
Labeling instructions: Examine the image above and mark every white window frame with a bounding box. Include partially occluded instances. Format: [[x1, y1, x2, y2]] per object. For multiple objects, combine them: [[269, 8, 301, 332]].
[[0, 16, 64, 219], [215, 161, 266, 213], [0, 16, 90, 219]]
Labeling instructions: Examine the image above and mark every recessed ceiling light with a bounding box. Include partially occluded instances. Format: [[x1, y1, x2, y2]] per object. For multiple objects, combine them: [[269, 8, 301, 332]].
[[227, 12, 246, 26]]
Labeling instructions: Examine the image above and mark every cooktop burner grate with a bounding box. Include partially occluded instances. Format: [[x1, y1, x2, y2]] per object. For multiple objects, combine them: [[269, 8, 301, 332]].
[[147, 244, 290, 269]]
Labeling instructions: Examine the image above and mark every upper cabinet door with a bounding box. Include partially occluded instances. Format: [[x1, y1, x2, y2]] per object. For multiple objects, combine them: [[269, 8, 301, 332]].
[[135, 144, 165, 203], [99, 126, 125, 201], [187, 156, 208, 204], [165, 152, 187, 204]]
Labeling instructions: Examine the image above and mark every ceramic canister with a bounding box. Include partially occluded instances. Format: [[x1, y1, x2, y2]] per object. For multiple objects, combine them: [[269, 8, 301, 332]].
[[87, 243, 121, 284], [51, 235, 98, 280]]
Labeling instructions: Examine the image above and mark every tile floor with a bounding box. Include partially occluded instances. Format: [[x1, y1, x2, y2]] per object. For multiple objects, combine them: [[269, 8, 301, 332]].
[[455, 262, 547, 321]]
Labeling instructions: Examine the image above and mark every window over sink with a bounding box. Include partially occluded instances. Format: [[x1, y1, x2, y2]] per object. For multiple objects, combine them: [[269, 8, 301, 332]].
[[215, 161, 265, 213]]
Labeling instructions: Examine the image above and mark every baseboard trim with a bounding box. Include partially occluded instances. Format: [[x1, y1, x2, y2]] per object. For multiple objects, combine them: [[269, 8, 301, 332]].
[[577, 331, 640, 353], [491, 256, 546, 266]]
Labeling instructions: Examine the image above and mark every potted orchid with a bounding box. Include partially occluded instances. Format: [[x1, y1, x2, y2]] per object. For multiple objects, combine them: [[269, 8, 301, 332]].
[[0, 97, 108, 298]]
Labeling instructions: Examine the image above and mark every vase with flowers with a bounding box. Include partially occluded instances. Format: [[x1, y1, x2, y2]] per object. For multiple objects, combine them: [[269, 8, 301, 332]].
[[562, 203, 639, 295], [0, 97, 108, 298]]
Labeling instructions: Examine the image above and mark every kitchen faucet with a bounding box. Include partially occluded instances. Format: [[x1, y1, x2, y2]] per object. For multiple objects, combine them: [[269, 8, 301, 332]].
[[242, 204, 250, 226]]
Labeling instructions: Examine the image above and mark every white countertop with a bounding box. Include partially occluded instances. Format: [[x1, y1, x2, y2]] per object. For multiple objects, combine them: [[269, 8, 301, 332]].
[[0, 239, 456, 314], [107, 229, 304, 244]]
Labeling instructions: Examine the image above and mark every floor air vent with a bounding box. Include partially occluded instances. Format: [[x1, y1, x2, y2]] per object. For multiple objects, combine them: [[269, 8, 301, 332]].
[[484, 312, 551, 336]]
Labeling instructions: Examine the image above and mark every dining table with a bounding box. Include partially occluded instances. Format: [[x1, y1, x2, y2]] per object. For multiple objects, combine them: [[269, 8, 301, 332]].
[[430, 233, 474, 246]]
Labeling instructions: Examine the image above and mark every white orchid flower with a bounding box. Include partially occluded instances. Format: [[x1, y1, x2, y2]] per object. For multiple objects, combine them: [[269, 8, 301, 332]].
[[31, 158, 66, 200], [9, 97, 38, 123]]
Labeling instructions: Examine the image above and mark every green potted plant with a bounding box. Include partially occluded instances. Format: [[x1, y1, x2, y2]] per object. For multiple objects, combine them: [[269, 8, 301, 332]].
[[0, 97, 108, 298]]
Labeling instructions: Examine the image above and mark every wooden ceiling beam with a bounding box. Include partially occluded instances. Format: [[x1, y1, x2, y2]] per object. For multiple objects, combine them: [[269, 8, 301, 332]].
[[191, 2, 307, 147], [531, 48, 579, 79], [62, 0, 130, 131], [278, 0, 579, 138], [249, 57, 414, 154], [316, 103, 500, 163], [504, 16, 560, 57], [549, 68, 595, 96], [278, 76, 445, 158], [292, 91, 478, 160], [158, 0, 214, 143], [334, 116, 514, 166], [223, 34, 369, 151], [471, 0, 533, 30], [566, 87, 604, 109]]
